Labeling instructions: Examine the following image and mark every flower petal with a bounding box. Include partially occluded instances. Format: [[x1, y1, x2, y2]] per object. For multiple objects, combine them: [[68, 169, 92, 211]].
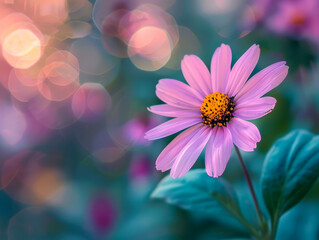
[[155, 124, 202, 171], [225, 44, 260, 97], [235, 62, 289, 102], [211, 44, 232, 93], [227, 118, 261, 152], [205, 127, 233, 178], [145, 117, 202, 140], [233, 97, 277, 120], [156, 79, 203, 109], [170, 126, 211, 178], [148, 104, 201, 118], [181, 55, 211, 97]]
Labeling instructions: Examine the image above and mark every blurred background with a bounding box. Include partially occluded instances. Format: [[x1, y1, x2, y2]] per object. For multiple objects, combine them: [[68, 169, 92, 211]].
[[0, 0, 318, 239]]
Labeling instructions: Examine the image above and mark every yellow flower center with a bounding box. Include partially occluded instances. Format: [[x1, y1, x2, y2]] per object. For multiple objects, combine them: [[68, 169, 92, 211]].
[[200, 92, 235, 127]]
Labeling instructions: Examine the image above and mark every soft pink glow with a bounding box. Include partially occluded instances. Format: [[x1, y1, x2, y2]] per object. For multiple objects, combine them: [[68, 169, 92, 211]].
[[0, 104, 26, 146], [29, 96, 79, 129], [128, 26, 172, 71], [72, 83, 111, 121], [37, 51, 80, 101], [2, 150, 64, 204], [0, 6, 44, 68], [8, 68, 38, 102], [6, 0, 68, 33]]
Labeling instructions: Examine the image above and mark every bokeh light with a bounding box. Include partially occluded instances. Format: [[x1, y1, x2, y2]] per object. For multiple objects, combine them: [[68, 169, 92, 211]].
[[0, 103, 26, 146], [8, 68, 38, 102], [1, 150, 64, 204], [128, 26, 173, 71], [37, 50, 80, 101], [72, 82, 112, 122], [0, 6, 44, 69], [2, 28, 42, 69], [8, 207, 56, 240], [0, 0, 317, 239]]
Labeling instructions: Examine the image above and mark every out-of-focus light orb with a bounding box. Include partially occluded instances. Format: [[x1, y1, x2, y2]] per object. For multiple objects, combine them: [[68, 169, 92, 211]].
[[68, 0, 92, 21], [198, 0, 255, 39], [92, 0, 133, 33], [56, 21, 92, 41], [72, 83, 112, 122], [0, 104, 26, 146], [165, 26, 201, 70], [93, 147, 125, 164], [14, 67, 39, 87], [32, 0, 68, 22], [29, 95, 80, 129], [2, 28, 41, 69], [101, 35, 128, 58], [128, 26, 172, 71], [3, 29, 37, 56], [99, 8, 130, 58], [37, 50, 80, 101], [70, 38, 117, 76], [8, 69, 38, 102], [198, 0, 243, 15], [8, 207, 56, 240], [68, 0, 87, 13], [118, 4, 179, 46], [42, 61, 79, 86], [28, 168, 64, 204], [1, 151, 64, 205], [0, 53, 13, 88], [7, 0, 68, 34], [94, 2, 179, 63]]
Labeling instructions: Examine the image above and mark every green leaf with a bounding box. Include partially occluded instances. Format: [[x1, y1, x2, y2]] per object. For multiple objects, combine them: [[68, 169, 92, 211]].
[[261, 129, 319, 221], [152, 169, 261, 238], [152, 169, 241, 217]]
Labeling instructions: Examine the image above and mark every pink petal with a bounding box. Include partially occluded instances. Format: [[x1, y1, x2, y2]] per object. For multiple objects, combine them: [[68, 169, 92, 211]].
[[148, 104, 201, 118], [227, 118, 261, 152], [156, 79, 202, 109], [156, 124, 202, 171], [233, 97, 277, 120], [225, 44, 260, 97], [181, 55, 211, 97], [205, 127, 233, 178], [235, 62, 289, 102], [211, 44, 232, 93], [170, 126, 211, 178], [145, 117, 202, 140]]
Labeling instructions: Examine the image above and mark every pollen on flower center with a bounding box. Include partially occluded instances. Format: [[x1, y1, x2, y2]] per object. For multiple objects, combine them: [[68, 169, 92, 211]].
[[200, 92, 235, 127]]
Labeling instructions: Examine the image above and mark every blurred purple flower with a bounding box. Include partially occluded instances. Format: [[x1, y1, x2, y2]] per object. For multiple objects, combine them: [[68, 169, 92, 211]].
[[122, 114, 161, 146], [129, 155, 153, 180], [250, 0, 273, 23], [255, 0, 319, 42], [89, 194, 117, 235]]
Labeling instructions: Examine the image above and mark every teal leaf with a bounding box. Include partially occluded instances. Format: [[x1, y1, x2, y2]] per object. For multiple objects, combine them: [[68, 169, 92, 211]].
[[151, 169, 241, 217], [261, 130, 319, 221]]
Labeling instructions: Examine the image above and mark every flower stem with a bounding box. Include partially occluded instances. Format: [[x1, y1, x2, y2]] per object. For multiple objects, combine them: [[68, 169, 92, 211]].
[[270, 213, 279, 239], [234, 146, 266, 234], [230, 210, 261, 238]]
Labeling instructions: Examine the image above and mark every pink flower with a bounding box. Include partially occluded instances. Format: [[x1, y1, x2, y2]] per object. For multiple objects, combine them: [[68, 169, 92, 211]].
[[145, 44, 288, 178]]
